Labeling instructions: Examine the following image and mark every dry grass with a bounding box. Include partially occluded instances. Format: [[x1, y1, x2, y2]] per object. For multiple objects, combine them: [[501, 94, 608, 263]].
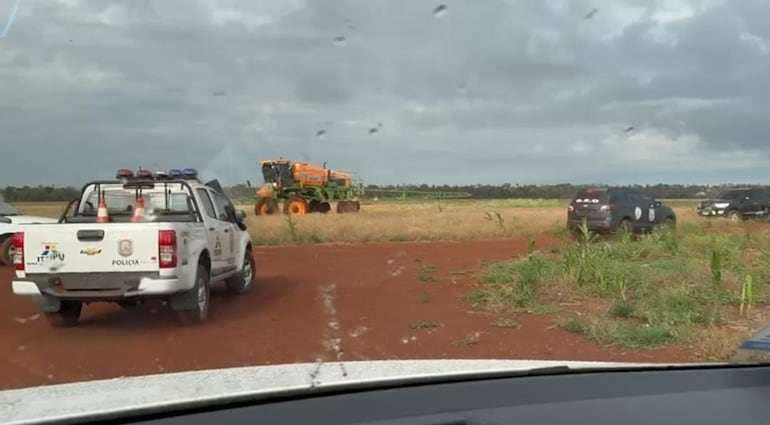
[[14, 202, 68, 219], [246, 199, 729, 245], [12, 199, 739, 245]]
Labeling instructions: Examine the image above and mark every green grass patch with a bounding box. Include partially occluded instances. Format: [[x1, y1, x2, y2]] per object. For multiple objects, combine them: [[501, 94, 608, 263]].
[[472, 222, 770, 352], [409, 321, 439, 330], [417, 265, 437, 282]]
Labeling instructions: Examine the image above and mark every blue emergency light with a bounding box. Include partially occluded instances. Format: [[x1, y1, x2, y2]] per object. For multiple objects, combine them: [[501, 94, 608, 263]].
[[168, 169, 183, 178], [181, 168, 198, 179]]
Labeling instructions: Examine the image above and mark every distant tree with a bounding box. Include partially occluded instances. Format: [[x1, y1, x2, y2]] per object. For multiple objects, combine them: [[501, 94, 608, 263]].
[[1, 182, 762, 203]]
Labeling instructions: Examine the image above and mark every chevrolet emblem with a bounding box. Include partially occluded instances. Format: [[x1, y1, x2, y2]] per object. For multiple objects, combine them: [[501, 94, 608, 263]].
[[80, 247, 102, 256]]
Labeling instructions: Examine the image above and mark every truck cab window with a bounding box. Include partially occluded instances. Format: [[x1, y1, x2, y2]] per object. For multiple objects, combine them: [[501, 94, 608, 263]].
[[196, 188, 217, 219], [210, 191, 233, 222]]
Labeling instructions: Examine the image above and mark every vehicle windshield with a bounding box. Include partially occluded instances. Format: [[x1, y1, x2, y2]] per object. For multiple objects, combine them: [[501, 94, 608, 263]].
[[0, 202, 20, 216], [719, 190, 747, 200], [3, 0, 770, 413], [78, 184, 193, 215]]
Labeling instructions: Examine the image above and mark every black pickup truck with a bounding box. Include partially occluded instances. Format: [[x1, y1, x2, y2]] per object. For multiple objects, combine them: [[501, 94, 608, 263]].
[[697, 187, 770, 221]]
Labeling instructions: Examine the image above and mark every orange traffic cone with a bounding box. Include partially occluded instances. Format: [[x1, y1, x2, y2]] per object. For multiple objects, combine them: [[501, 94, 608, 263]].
[[96, 197, 109, 223], [131, 197, 145, 222]]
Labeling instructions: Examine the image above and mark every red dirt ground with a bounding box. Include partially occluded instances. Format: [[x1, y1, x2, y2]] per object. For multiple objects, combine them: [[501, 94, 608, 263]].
[[0, 236, 691, 391]]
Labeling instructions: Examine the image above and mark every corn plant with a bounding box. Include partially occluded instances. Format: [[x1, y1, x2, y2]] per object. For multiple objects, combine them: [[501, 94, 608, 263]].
[[740, 274, 754, 317]]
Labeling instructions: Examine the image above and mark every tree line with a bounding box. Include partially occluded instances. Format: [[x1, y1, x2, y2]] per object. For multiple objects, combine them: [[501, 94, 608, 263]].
[[2, 183, 764, 203]]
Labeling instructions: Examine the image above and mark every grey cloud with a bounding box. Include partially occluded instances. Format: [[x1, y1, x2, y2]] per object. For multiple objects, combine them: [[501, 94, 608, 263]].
[[3, 0, 770, 187]]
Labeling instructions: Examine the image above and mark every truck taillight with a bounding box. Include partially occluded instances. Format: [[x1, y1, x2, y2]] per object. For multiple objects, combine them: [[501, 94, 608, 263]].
[[158, 230, 177, 268], [12, 232, 24, 271]]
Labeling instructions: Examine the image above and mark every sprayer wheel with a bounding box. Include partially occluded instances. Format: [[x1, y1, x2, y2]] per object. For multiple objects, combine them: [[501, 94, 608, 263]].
[[308, 200, 322, 213], [284, 197, 309, 215], [255, 198, 279, 216]]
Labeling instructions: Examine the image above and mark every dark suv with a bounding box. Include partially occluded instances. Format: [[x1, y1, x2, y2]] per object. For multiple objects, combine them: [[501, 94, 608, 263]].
[[567, 187, 676, 234], [697, 187, 770, 221]]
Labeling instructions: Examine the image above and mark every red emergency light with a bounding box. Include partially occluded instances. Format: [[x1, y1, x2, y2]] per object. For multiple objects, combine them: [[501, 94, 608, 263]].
[[136, 169, 153, 179], [116, 169, 134, 179]]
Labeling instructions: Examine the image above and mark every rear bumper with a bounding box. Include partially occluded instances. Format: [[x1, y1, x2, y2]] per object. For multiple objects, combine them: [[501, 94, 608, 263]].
[[12, 273, 190, 300], [567, 218, 612, 232]]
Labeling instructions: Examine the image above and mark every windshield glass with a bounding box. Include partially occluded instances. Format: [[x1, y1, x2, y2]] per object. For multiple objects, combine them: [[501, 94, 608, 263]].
[[571, 188, 608, 204], [719, 190, 746, 200], [3, 0, 770, 412], [78, 184, 193, 215]]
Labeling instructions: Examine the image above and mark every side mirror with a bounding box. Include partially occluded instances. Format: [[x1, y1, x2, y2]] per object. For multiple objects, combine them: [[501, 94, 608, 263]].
[[235, 209, 246, 224]]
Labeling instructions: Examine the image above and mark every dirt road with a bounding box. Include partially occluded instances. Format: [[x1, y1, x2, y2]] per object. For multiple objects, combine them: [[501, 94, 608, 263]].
[[0, 236, 690, 390]]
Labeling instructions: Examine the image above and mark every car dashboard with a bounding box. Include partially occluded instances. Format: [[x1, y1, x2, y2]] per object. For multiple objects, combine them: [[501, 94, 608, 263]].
[[78, 364, 770, 425]]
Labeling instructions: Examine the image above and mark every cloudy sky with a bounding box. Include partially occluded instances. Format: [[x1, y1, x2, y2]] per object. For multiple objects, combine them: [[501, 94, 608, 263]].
[[1, 0, 769, 186]]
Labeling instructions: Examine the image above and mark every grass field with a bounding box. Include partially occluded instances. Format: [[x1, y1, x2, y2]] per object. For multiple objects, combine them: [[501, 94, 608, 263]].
[[9, 198, 731, 245], [244, 198, 708, 245], [10, 199, 770, 359], [472, 223, 770, 360]]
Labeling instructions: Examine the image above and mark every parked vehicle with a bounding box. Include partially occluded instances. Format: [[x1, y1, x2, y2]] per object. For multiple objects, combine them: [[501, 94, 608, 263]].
[[0, 202, 57, 266], [567, 186, 676, 235], [10, 168, 255, 327], [696, 187, 770, 221]]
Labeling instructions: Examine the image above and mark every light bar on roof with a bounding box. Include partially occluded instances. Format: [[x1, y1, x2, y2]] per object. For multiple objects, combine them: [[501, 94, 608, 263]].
[[181, 168, 198, 179], [116, 169, 134, 179]]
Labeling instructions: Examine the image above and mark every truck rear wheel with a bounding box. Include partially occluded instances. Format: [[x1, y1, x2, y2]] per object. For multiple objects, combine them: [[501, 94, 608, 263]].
[[617, 218, 633, 235], [175, 264, 210, 325], [0, 236, 12, 266], [45, 301, 82, 328], [225, 249, 255, 294]]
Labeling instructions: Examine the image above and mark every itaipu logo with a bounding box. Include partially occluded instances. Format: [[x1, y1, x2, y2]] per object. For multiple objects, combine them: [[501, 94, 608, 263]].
[[38, 243, 65, 262]]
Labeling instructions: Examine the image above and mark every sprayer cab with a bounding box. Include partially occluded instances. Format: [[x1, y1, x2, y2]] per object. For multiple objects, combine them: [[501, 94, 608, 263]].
[[259, 160, 293, 186]]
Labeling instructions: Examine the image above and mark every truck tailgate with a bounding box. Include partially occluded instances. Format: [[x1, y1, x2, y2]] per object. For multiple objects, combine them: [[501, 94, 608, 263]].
[[22, 223, 161, 274]]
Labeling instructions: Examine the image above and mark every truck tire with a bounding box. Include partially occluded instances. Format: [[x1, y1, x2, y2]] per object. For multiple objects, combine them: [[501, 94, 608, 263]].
[[0, 236, 12, 266], [726, 209, 741, 222], [225, 249, 255, 295], [617, 218, 633, 235], [661, 217, 676, 231], [45, 301, 83, 328], [175, 264, 210, 325]]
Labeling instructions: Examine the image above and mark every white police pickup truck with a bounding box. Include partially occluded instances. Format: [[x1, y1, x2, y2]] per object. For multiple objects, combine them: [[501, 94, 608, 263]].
[[10, 168, 255, 327]]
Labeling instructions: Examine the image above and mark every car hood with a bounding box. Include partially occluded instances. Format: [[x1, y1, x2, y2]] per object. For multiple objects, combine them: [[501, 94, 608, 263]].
[[1, 359, 708, 425], [4, 215, 57, 224]]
